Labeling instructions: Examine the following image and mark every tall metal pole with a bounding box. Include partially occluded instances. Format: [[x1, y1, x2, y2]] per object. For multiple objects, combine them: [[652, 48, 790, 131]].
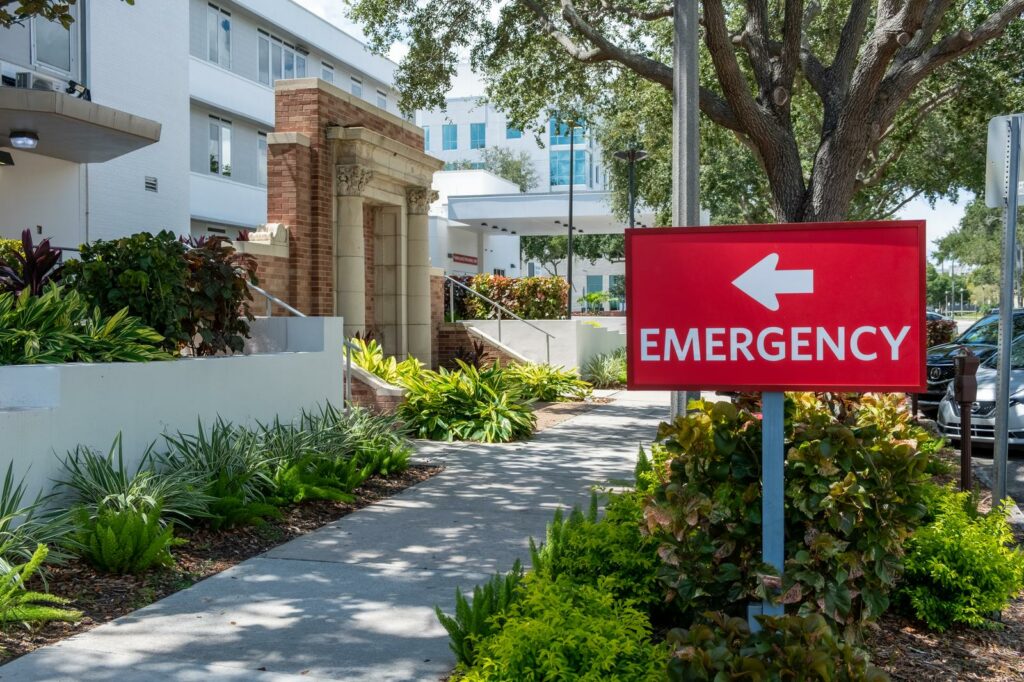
[[670, 0, 700, 419], [994, 115, 1020, 505], [567, 121, 575, 320], [628, 157, 636, 229]]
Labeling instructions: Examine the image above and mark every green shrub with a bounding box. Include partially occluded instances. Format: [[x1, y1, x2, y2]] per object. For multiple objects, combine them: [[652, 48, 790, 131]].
[[350, 338, 423, 386], [667, 612, 889, 681], [0, 464, 73, 575], [899, 488, 1024, 631], [462, 274, 568, 320], [581, 348, 627, 388], [0, 230, 64, 297], [926, 318, 958, 347], [181, 236, 257, 356], [300, 404, 412, 476], [530, 493, 661, 608], [0, 238, 20, 267], [64, 231, 190, 350], [0, 285, 171, 365], [645, 394, 935, 641], [57, 434, 211, 525], [74, 506, 178, 574], [399, 361, 536, 442], [504, 362, 592, 402], [159, 420, 279, 529], [0, 545, 81, 626], [435, 560, 524, 668], [459, 574, 667, 681]]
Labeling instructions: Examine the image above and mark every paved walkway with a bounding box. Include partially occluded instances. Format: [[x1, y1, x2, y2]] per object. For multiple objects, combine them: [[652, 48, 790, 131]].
[[0, 391, 671, 682]]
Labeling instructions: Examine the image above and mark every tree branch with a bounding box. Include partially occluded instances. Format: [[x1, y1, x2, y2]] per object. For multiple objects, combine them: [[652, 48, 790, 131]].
[[599, 1, 673, 21]]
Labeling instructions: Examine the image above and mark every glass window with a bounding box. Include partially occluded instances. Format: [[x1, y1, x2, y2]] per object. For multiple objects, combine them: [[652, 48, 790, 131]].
[[321, 62, 334, 83], [207, 4, 230, 68], [550, 117, 585, 145], [442, 124, 458, 151], [528, 262, 536, 277], [296, 53, 306, 78], [283, 49, 294, 80], [351, 77, 362, 97], [423, 126, 430, 151], [506, 126, 522, 140], [550, 150, 588, 186], [257, 132, 267, 187], [470, 123, 486, 149], [208, 116, 232, 177], [258, 32, 270, 84], [271, 41, 282, 82], [586, 275, 604, 294], [33, 16, 72, 73], [377, 90, 387, 109]]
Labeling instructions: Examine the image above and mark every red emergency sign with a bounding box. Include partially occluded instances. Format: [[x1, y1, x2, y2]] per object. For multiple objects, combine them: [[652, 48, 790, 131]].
[[625, 220, 927, 392]]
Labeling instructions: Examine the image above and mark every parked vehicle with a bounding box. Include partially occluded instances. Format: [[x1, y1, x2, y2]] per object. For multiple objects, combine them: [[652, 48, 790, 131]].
[[927, 311, 952, 322], [918, 311, 1024, 412], [937, 334, 1024, 446]]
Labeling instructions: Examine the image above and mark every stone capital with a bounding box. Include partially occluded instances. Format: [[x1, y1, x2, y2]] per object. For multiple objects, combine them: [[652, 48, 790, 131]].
[[336, 164, 373, 196], [406, 186, 439, 215]]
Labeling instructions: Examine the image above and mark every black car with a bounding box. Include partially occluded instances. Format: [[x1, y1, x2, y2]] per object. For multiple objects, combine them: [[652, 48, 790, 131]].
[[919, 311, 1024, 411]]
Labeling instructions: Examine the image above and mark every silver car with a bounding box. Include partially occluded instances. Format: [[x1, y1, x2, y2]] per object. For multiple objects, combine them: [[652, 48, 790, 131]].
[[937, 338, 1024, 446]]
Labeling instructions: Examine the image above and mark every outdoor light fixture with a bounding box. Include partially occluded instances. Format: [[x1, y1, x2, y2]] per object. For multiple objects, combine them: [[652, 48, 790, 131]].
[[614, 142, 649, 229], [0, 151, 13, 166], [9, 131, 38, 150], [65, 81, 91, 101]]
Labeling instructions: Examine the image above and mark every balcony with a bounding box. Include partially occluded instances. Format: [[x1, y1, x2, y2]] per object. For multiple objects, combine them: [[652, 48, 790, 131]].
[[189, 57, 274, 127], [190, 172, 267, 228]]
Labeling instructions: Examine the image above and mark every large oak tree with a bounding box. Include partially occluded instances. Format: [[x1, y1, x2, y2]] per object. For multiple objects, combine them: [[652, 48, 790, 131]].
[[350, 0, 1024, 223]]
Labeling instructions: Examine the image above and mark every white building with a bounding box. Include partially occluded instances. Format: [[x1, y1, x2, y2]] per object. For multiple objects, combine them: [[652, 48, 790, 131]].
[[0, 0, 402, 248]]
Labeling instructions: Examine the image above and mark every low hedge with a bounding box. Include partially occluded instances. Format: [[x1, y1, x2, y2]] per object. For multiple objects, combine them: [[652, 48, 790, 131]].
[[457, 274, 568, 320]]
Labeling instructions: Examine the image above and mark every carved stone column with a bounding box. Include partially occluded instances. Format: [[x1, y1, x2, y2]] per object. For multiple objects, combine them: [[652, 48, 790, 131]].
[[335, 164, 372, 335], [406, 186, 438, 366]]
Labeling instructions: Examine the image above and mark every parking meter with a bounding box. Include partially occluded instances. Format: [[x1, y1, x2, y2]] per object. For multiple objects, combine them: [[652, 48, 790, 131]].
[[953, 348, 980, 491]]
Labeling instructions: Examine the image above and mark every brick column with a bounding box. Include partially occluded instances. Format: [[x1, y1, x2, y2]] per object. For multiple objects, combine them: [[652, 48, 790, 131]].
[[335, 164, 372, 336], [266, 132, 311, 313], [406, 187, 437, 366]]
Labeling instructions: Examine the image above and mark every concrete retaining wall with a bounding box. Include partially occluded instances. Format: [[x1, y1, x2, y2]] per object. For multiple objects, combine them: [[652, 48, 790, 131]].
[[463, 319, 625, 370], [0, 317, 346, 503]]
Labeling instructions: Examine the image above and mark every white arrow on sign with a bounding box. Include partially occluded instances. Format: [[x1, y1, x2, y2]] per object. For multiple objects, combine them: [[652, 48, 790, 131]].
[[732, 253, 814, 311]]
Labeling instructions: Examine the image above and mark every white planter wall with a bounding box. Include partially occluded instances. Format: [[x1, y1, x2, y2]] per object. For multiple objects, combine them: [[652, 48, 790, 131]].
[[464, 319, 624, 370], [0, 317, 345, 503]]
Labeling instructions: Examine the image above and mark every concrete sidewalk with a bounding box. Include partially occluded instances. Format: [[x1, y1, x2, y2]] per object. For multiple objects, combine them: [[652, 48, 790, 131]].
[[0, 391, 670, 682]]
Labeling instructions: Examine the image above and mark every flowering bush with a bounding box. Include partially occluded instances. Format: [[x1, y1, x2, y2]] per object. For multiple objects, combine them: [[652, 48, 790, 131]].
[[459, 274, 568, 320], [926, 318, 958, 347]]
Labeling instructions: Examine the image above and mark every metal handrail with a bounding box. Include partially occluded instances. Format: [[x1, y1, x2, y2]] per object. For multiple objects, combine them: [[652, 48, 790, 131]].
[[445, 275, 554, 363], [247, 282, 307, 318]]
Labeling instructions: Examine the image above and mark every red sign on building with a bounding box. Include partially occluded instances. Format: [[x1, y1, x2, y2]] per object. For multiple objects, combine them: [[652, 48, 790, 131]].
[[452, 253, 479, 266], [625, 221, 927, 392]]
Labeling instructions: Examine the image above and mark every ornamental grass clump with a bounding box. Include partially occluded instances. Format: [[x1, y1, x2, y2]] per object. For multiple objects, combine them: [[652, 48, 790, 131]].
[[644, 393, 938, 642], [504, 362, 592, 402], [581, 347, 627, 388], [899, 488, 1024, 632]]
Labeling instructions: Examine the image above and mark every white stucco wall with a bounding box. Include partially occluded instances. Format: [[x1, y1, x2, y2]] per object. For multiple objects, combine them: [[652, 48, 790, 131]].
[[0, 317, 345, 504], [0, 150, 84, 248], [465, 319, 624, 370]]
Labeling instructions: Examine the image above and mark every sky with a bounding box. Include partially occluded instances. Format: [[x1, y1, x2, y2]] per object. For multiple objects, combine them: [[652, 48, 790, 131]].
[[295, 0, 968, 258]]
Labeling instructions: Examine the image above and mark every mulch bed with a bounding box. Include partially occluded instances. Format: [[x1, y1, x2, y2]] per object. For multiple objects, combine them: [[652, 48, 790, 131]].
[[533, 397, 613, 431], [0, 465, 441, 664], [865, 447, 1024, 681]]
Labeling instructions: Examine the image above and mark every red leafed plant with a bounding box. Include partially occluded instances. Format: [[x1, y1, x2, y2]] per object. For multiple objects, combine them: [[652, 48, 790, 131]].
[[0, 229, 63, 296]]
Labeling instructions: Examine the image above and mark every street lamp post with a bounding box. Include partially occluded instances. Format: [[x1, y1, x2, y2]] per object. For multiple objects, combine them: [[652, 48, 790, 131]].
[[613, 144, 649, 228], [567, 120, 576, 319]]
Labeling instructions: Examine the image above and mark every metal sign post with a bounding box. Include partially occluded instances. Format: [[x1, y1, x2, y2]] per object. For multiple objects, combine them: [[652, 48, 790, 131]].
[[993, 115, 1021, 505], [747, 391, 785, 629]]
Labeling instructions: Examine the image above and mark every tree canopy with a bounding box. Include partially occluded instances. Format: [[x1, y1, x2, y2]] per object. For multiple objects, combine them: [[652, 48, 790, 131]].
[[522, 234, 626, 276], [350, 0, 1024, 223], [0, 0, 132, 28], [448, 147, 540, 192]]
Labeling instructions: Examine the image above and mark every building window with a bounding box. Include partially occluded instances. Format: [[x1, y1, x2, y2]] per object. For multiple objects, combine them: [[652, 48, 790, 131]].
[[351, 77, 362, 97], [528, 262, 536, 277], [321, 62, 334, 83], [209, 116, 232, 177], [506, 126, 522, 140], [586, 274, 604, 294], [470, 123, 486, 149], [376, 90, 388, 109], [493, 268, 506, 277], [550, 117, 585, 145], [207, 4, 231, 68], [257, 132, 268, 187], [32, 15, 74, 74], [442, 124, 458, 151], [258, 30, 307, 85], [423, 126, 430, 151], [549, 150, 587, 186]]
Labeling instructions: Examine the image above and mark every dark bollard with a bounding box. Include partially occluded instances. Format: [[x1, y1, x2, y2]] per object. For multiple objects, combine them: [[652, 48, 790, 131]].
[[953, 348, 980, 491]]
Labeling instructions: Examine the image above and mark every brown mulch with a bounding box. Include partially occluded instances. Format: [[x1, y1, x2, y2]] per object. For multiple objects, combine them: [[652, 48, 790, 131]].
[[865, 447, 1024, 681], [0, 465, 441, 664], [533, 397, 613, 431]]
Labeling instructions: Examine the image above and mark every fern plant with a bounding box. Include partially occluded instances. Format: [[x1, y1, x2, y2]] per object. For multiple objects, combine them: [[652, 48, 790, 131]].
[[435, 560, 524, 668], [74, 506, 178, 575], [0, 544, 80, 626], [267, 455, 370, 505]]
